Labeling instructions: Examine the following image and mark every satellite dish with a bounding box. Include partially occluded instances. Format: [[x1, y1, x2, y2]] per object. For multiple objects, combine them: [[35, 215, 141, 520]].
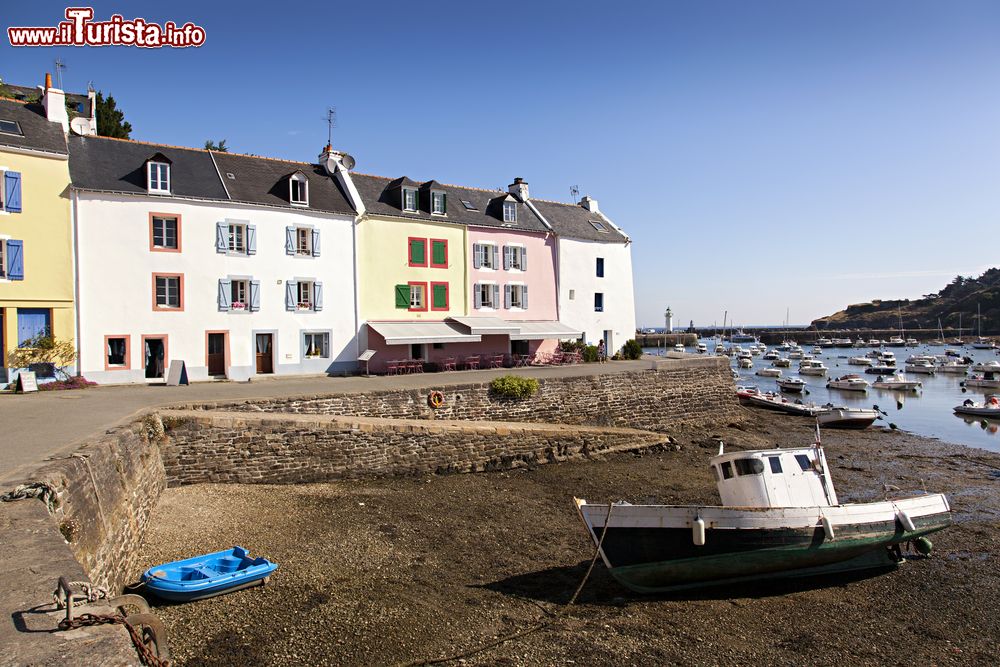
[[340, 153, 356, 170], [69, 116, 91, 135]]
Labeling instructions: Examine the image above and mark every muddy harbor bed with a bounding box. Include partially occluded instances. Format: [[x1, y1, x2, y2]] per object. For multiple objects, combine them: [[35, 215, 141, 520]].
[[141, 412, 1000, 666]]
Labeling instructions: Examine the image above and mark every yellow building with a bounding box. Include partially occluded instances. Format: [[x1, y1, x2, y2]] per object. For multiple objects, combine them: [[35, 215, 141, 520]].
[[0, 88, 77, 383]]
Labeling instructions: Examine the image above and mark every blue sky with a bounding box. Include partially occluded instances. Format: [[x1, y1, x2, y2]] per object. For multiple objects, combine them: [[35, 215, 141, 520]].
[[3, 1, 999, 328]]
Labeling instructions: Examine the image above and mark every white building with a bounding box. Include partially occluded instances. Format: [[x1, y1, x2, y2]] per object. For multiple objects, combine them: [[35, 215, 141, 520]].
[[69, 136, 359, 383], [530, 196, 636, 353]]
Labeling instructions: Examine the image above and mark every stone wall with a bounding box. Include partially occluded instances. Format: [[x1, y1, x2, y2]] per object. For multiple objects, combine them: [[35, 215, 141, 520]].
[[158, 410, 669, 486], [184, 357, 743, 432]]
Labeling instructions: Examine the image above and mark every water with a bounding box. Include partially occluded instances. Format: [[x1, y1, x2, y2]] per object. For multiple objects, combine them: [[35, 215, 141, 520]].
[[645, 339, 1000, 453]]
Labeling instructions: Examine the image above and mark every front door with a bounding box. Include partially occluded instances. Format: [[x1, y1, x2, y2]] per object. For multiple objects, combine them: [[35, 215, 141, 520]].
[[603, 329, 613, 353], [207, 333, 227, 376], [144, 338, 165, 379], [255, 334, 273, 374]]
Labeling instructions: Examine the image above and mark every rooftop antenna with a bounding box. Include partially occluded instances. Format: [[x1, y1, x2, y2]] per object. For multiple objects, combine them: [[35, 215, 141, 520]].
[[323, 107, 337, 147], [570, 185, 580, 203], [54, 58, 67, 89]]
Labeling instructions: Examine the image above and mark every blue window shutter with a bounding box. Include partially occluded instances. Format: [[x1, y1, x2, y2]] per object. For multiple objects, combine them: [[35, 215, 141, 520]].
[[218, 278, 232, 311], [313, 282, 323, 311], [522, 285, 529, 309], [492, 246, 499, 270], [503, 246, 511, 270], [250, 280, 261, 311], [285, 281, 297, 311], [521, 247, 527, 271], [17, 309, 49, 345], [5, 172, 22, 213], [247, 225, 257, 255], [285, 227, 295, 255], [504, 284, 511, 309], [472, 244, 481, 269], [473, 284, 481, 309], [311, 229, 321, 257], [7, 240, 24, 280], [215, 222, 227, 253], [492, 284, 500, 308]]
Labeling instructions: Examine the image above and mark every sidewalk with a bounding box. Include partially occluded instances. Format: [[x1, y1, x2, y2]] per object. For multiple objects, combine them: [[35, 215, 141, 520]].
[[0, 360, 658, 483]]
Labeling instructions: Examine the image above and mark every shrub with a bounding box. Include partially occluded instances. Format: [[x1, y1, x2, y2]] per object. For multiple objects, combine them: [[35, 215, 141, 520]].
[[8, 333, 78, 380], [489, 375, 539, 400], [560, 340, 585, 353], [37, 376, 97, 391], [622, 339, 643, 360], [581, 345, 599, 363]]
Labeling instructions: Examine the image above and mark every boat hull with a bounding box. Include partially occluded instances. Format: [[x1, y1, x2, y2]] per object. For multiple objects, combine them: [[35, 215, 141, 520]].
[[576, 496, 950, 593], [141, 546, 278, 602]]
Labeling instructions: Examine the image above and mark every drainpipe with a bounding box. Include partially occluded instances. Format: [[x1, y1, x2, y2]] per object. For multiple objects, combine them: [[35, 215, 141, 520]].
[[71, 189, 82, 377]]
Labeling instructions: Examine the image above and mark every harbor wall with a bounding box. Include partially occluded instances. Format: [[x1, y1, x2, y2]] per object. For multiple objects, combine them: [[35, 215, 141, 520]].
[[156, 411, 670, 486]]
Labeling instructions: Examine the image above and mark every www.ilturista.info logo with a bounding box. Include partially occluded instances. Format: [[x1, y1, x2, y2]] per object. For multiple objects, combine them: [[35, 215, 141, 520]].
[[7, 7, 206, 48]]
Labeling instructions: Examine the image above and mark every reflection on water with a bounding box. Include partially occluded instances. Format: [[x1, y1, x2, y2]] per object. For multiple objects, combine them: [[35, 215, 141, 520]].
[[645, 340, 1000, 453]]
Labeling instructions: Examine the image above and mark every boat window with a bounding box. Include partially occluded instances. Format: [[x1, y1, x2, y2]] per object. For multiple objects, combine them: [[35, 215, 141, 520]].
[[795, 454, 812, 471], [720, 461, 733, 479], [768, 456, 783, 473], [734, 458, 765, 476]]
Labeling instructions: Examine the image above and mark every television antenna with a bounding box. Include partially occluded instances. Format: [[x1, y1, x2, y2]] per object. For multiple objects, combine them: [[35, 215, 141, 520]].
[[323, 107, 337, 146], [570, 185, 580, 203], [54, 58, 67, 89]]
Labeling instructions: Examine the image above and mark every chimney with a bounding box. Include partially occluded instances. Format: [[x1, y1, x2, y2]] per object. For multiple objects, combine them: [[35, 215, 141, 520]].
[[508, 177, 529, 201], [41, 72, 69, 132], [580, 195, 599, 214]]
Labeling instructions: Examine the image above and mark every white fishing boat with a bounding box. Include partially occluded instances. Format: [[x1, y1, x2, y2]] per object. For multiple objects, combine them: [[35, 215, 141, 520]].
[[953, 395, 1000, 418], [763, 349, 779, 360], [868, 339, 882, 347], [811, 346, 823, 355], [816, 407, 879, 429], [777, 377, 806, 393], [735, 387, 822, 416], [674, 343, 685, 353], [886, 336, 905, 347], [574, 438, 951, 592], [854, 338, 867, 348], [971, 360, 1000, 373], [935, 358, 969, 375], [872, 373, 922, 391], [848, 356, 874, 366], [966, 373, 1000, 390], [904, 359, 935, 375], [905, 338, 919, 346], [772, 357, 792, 368], [826, 375, 870, 392], [788, 349, 804, 359], [816, 338, 834, 348], [756, 367, 782, 378], [798, 359, 828, 376], [697, 343, 708, 354]]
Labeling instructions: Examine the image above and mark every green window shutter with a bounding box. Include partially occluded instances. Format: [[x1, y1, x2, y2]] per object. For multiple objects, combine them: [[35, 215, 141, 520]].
[[433, 283, 448, 309], [395, 284, 410, 308], [432, 240, 446, 266], [409, 239, 426, 265]]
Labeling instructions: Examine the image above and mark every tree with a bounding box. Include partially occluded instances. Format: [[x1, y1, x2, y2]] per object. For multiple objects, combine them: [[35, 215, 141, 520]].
[[7, 333, 79, 380], [95, 91, 132, 139], [204, 139, 228, 152]]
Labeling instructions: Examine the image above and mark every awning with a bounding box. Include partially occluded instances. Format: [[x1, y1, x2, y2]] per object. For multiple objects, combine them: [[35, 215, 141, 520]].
[[367, 321, 482, 345], [509, 321, 584, 340], [448, 316, 520, 335]]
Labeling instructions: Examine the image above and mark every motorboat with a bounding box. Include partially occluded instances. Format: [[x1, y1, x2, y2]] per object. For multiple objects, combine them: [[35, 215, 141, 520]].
[[772, 357, 792, 368], [905, 338, 919, 346], [674, 343, 685, 353], [966, 373, 1000, 390], [816, 337, 834, 348], [798, 359, 828, 376], [574, 438, 950, 592], [953, 395, 1000, 417], [971, 360, 1000, 373], [737, 357, 753, 368], [945, 348, 962, 357], [833, 338, 854, 348], [854, 338, 867, 347], [811, 346, 823, 355], [816, 406, 879, 429], [763, 349, 779, 360], [788, 349, 804, 359], [736, 387, 822, 416], [872, 373, 922, 391], [868, 339, 882, 347], [971, 338, 995, 350], [142, 546, 278, 602], [697, 343, 708, 354], [935, 358, 970, 374], [715, 345, 727, 355], [848, 356, 874, 366], [865, 365, 898, 375], [904, 359, 935, 375], [777, 377, 807, 393], [731, 330, 757, 343], [886, 336, 905, 347], [826, 375, 870, 392], [756, 367, 782, 377]]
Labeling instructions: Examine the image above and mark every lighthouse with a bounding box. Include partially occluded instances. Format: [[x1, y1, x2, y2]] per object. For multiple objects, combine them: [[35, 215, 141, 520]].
[[664, 306, 674, 333]]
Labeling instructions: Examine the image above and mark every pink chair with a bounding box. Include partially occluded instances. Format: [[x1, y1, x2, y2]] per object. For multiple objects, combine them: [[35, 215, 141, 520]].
[[465, 355, 480, 370]]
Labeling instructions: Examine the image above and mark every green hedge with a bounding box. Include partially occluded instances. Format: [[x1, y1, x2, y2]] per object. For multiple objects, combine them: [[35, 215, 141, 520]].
[[489, 375, 539, 400], [622, 339, 643, 360]]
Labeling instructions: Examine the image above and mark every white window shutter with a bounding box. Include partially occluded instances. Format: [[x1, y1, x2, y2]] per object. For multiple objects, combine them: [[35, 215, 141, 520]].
[[285, 227, 295, 255], [313, 282, 323, 311], [503, 246, 511, 270], [492, 284, 500, 309], [472, 243, 481, 269], [492, 245, 499, 269], [247, 225, 257, 255], [504, 284, 511, 309], [285, 281, 297, 311], [311, 229, 321, 257], [522, 285, 529, 309], [474, 284, 482, 309], [250, 280, 261, 311], [216, 222, 227, 253], [521, 247, 527, 271], [218, 278, 232, 311]]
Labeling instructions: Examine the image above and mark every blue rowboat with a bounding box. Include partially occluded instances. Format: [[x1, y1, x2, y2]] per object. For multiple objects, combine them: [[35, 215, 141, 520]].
[[141, 546, 278, 602]]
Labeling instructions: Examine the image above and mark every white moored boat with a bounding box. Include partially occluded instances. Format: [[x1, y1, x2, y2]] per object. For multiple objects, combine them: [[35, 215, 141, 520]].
[[674, 343, 685, 353], [798, 359, 828, 376], [954, 395, 1000, 418], [904, 358, 935, 374], [776, 377, 806, 393], [935, 357, 969, 374], [574, 439, 951, 592], [816, 407, 880, 429], [756, 367, 782, 377], [763, 349, 779, 360], [826, 375, 870, 392], [772, 357, 792, 368], [697, 343, 707, 354], [966, 373, 1000, 390], [848, 356, 873, 366], [872, 373, 922, 391], [971, 360, 1000, 374]]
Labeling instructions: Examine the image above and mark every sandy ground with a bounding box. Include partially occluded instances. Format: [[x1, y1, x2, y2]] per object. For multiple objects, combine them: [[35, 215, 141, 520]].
[[140, 412, 1000, 666]]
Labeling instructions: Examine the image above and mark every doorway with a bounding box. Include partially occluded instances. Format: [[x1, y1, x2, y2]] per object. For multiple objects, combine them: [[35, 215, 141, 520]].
[[603, 330, 613, 353], [207, 332, 227, 377], [255, 333, 274, 374], [510, 339, 529, 356], [144, 337, 166, 379]]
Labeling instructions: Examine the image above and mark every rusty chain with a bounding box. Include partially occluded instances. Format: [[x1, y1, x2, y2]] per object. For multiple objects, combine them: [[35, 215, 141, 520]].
[[58, 612, 170, 667]]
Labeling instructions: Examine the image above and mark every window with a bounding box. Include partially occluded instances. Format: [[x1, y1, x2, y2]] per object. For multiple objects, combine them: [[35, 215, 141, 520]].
[[430, 239, 448, 268], [431, 191, 447, 215], [769, 456, 783, 474], [286, 226, 318, 257], [219, 221, 255, 255], [403, 188, 418, 212], [503, 201, 517, 223], [461, 200, 478, 211], [0, 119, 22, 136], [153, 274, 183, 310], [147, 161, 170, 194], [150, 215, 180, 251], [17, 309, 50, 346], [297, 228, 311, 255], [431, 282, 449, 311], [290, 173, 309, 206], [475, 282, 498, 309], [795, 454, 812, 471], [589, 220, 609, 233], [231, 280, 248, 310], [734, 458, 764, 476], [504, 245, 526, 271], [286, 280, 322, 311], [474, 243, 497, 270], [720, 461, 733, 480], [105, 335, 129, 370], [3, 170, 23, 213], [303, 332, 330, 359], [569, 289, 575, 300], [408, 237, 427, 267], [594, 292, 604, 312], [229, 223, 246, 253], [506, 284, 528, 309], [596, 257, 605, 278], [297, 281, 313, 310], [219, 278, 259, 312], [409, 282, 427, 311]]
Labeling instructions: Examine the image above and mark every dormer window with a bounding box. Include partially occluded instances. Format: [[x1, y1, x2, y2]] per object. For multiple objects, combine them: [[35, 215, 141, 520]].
[[431, 191, 447, 215], [503, 201, 517, 223], [403, 188, 418, 212], [147, 161, 170, 194], [289, 172, 308, 206], [589, 220, 609, 233]]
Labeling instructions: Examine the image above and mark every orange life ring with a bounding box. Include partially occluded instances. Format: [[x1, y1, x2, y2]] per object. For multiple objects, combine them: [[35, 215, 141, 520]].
[[428, 390, 445, 409]]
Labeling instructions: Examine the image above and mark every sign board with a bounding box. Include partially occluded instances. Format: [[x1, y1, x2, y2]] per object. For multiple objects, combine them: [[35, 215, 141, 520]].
[[15, 371, 38, 393], [165, 360, 189, 386], [358, 349, 376, 362]]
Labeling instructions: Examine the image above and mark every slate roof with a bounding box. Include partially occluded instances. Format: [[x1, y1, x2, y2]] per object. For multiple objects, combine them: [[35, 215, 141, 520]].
[[3, 84, 92, 117], [351, 173, 551, 233], [212, 152, 354, 216], [529, 199, 628, 243], [0, 99, 68, 155]]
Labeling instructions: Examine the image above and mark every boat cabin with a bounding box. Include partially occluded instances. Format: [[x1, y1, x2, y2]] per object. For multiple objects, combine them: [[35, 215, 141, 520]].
[[710, 446, 839, 508]]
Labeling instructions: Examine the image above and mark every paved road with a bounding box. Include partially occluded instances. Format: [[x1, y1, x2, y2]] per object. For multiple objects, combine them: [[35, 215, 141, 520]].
[[0, 361, 652, 483]]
